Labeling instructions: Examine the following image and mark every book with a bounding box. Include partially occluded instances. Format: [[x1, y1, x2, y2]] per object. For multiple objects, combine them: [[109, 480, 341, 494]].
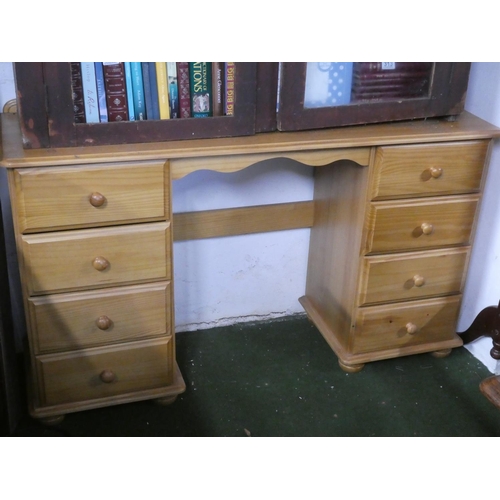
[[177, 62, 191, 118], [142, 62, 160, 120], [212, 62, 224, 116], [224, 62, 235, 116], [103, 62, 129, 122], [80, 62, 100, 123], [155, 62, 170, 120], [304, 62, 353, 108], [353, 62, 433, 73], [167, 62, 179, 118], [124, 62, 136, 121], [94, 62, 108, 122], [130, 62, 146, 120], [70, 62, 86, 123], [189, 62, 212, 117]]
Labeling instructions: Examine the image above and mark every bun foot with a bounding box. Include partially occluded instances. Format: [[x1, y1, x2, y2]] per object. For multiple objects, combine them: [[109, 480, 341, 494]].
[[338, 359, 365, 373], [430, 348, 452, 358], [40, 415, 65, 426], [155, 395, 178, 406]]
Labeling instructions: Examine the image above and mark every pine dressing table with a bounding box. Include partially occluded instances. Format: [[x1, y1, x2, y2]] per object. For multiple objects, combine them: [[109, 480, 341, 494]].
[[1, 110, 499, 424]]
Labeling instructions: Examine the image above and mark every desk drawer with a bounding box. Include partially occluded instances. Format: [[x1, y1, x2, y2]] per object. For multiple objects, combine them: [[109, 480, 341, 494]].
[[352, 296, 461, 354], [29, 282, 171, 354], [36, 338, 173, 407], [359, 247, 469, 306], [13, 162, 167, 233], [366, 195, 478, 254], [22, 222, 171, 295], [371, 141, 488, 200]]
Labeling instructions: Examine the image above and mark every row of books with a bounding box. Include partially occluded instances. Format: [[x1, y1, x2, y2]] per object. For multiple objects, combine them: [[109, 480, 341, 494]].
[[303, 62, 433, 109], [71, 62, 236, 124], [351, 62, 432, 100]]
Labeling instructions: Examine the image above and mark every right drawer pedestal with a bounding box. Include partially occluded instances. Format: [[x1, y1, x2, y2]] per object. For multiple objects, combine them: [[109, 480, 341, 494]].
[[302, 140, 490, 371]]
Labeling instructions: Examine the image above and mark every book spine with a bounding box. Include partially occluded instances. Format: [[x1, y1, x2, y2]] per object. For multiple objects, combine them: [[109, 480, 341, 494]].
[[224, 62, 235, 116], [130, 62, 146, 120], [94, 62, 108, 122], [212, 62, 224, 116], [189, 62, 212, 117], [149, 63, 160, 120], [142, 62, 153, 120], [103, 62, 129, 122], [177, 62, 191, 118], [124, 62, 136, 121], [70, 62, 86, 123], [155, 62, 170, 120], [167, 62, 179, 118], [353, 62, 432, 74], [80, 62, 100, 123]]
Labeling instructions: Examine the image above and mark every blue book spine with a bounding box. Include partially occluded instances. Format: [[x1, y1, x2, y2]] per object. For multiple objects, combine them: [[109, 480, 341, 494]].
[[148, 63, 160, 120], [130, 62, 146, 120], [124, 62, 136, 121], [94, 62, 108, 122], [80, 62, 100, 123], [142, 62, 153, 120]]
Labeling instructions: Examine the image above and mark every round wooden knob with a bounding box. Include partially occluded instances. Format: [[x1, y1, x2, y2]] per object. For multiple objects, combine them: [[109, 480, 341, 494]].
[[96, 315, 112, 330], [421, 222, 434, 235], [92, 256, 109, 271], [100, 370, 116, 383], [89, 192, 106, 207], [413, 274, 425, 287], [429, 167, 443, 179], [406, 322, 418, 335]]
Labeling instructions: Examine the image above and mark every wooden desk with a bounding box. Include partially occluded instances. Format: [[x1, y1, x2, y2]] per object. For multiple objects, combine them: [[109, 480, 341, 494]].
[[1, 111, 499, 423]]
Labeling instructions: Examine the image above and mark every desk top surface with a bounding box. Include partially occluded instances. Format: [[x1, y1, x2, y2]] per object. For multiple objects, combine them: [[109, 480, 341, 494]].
[[1, 111, 500, 169]]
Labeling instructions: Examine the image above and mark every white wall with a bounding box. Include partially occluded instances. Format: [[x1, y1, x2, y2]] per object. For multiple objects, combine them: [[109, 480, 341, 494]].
[[1, 62, 500, 372], [459, 63, 500, 374], [0, 62, 15, 106]]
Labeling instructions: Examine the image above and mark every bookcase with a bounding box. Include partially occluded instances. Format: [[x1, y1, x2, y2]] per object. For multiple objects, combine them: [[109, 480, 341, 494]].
[[13, 62, 470, 149], [14, 62, 264, 149]]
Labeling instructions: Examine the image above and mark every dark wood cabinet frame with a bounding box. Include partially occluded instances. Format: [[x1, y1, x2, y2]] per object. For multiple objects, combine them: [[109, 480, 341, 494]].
[[14, 62, 260, 149], [277, 63, 471, 131]]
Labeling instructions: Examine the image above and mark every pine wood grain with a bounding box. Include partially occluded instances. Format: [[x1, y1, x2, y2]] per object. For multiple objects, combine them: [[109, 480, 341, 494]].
[[13, 161, 168, 233], [371, 140, 489, 200], [173, 201, 314, 241], [28, 282, 172, 354], [21, 222, 171, 295]]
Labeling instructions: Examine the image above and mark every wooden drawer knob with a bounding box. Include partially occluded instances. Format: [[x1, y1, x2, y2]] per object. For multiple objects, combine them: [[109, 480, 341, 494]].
[[429, 167, 443, 179], [92, 256, 109, 271], [96, 315, 112, 330], [89, 192, 106, 207], [413, 274, 425, 287], [421, 222, 434, 235], [406, 322, 419, 335], [100, 370, 116, 383]]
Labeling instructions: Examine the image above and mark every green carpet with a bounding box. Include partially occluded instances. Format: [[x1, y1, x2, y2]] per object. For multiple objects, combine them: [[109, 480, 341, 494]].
[[10, 316, 500, 436]]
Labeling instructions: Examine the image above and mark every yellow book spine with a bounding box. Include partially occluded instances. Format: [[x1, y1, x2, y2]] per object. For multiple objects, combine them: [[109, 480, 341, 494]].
[[155, 62, 170, 119]]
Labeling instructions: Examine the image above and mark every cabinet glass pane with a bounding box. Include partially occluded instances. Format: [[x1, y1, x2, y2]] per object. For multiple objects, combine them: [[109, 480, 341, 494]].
[[304, 62, 434, 109]]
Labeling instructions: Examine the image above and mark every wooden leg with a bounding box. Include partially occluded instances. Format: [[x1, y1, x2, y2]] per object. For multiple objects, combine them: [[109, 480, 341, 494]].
[[338, 359, 365, 373], [39, 414, 65, 426], [430, 348, 452, 359], [154, 395, 178, 406], [458, 300, 500, 360]]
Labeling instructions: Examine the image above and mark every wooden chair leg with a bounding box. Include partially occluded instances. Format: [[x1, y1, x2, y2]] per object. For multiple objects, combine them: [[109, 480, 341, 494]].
[[458, 300, 500, 360]]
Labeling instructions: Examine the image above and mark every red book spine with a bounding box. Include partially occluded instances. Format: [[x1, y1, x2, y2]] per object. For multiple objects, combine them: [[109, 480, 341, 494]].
[[177, 62, 191, 118], [103, 62, 129, 121], [70, 62, 86, 123]]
